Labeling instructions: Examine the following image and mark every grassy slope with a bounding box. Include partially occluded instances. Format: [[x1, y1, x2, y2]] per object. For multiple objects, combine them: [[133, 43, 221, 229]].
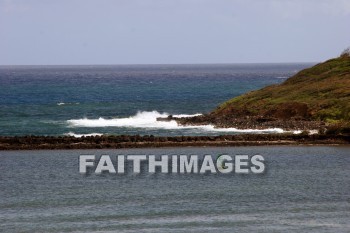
[[214, 55, 350, 122]]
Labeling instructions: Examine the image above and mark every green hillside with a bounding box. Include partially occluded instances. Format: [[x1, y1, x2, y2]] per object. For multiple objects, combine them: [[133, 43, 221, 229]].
[[214, 54, 350, 122]]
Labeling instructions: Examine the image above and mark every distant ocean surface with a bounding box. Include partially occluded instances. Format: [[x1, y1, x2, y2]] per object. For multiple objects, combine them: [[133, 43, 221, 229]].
[[1, 65, 350, 233], [0, 63, 313, 136], [1, 146, 349, 232]]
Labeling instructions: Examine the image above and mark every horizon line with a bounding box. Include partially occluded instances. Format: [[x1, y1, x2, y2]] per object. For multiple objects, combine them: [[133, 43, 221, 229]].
[[0, 61, 318, 67]]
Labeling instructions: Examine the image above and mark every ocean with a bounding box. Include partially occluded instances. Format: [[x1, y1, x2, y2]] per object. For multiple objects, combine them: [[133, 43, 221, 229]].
[[1, 64, 349, 232], [1, 146, 350, 232], [0, 63, 312, 136]]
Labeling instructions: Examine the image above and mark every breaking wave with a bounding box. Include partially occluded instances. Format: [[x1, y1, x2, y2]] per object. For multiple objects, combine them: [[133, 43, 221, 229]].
[[66, 111, 285, 133], [57, 102, 80, 106], [64, 132, 103, 137]]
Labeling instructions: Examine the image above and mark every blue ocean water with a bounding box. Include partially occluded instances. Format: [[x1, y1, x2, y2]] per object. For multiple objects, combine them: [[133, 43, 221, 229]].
[[1, 146, 349, 232], [1, 65, 349, 233], [0, 63, 312, 136]]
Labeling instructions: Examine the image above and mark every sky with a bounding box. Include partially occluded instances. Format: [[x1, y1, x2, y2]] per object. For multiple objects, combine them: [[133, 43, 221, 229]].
[[0, 0, 349, 65]]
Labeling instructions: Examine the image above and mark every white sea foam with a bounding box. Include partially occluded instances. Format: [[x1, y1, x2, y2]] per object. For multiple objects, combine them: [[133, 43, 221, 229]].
[[172, 113, 202, 118], [292, 129, 319, 135], [67, 111, 192, 129], [65, 132, 103, 137], [67, 111, 285, 133], [293, 130, 303, 134], [57, 102, 80, 106], [308, 130, 319, 135]]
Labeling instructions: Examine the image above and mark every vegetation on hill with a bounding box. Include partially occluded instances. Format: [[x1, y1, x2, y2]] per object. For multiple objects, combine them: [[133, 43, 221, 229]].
[[213, 54, 350, 122]]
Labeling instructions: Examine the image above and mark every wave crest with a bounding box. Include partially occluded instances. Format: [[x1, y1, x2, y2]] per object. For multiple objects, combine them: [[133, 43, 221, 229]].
[[67, 111, 201, 129], [57, 102, 80, 106], [66, 111, 285, 133], [64, 132, 103, 137]]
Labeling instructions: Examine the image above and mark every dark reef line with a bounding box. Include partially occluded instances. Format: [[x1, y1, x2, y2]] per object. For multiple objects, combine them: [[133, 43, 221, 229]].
[[0, 134, 349, 150]]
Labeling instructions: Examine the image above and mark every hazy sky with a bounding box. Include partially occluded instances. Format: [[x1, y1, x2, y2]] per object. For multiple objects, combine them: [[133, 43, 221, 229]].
[[1, 0, 349, 65]]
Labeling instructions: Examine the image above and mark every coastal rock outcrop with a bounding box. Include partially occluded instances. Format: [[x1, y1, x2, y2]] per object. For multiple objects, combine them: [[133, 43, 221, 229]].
[[170, 52, 350, 130]]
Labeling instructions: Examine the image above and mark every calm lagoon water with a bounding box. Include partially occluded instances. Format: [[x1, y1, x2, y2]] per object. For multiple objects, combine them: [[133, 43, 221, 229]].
[[1, 146, 349, 232]]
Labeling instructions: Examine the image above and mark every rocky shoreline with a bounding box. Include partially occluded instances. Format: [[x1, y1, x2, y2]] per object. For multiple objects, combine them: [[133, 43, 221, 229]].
[[159, 114, 326, 131], [0, 134, 349, 150]]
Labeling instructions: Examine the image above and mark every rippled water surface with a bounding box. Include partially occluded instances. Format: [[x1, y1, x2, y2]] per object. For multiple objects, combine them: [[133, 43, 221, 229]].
[[1, 146, 349, 232]]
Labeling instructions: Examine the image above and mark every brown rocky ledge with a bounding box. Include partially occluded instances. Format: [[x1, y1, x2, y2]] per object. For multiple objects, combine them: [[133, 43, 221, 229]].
[[160, 114, 326, 131], [0, 134, 349, 150]]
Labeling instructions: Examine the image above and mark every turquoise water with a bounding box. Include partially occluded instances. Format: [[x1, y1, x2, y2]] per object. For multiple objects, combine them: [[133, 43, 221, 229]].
[[1, 146, 349, 232], [0, 63, 312, 136]]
